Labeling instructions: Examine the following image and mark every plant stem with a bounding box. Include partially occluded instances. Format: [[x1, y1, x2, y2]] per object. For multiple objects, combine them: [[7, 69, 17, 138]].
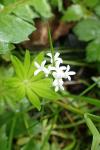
[[55, 101, 84, 115], [80, 83, 97, 96], [48, 25, 55, 66]]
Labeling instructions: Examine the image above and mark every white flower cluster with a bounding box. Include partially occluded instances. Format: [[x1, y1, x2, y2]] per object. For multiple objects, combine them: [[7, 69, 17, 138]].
[[34, 52, 76, 92]]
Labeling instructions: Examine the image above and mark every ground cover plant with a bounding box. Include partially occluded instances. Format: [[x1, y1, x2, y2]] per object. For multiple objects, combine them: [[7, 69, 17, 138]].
[[0, 0, 100, 150]]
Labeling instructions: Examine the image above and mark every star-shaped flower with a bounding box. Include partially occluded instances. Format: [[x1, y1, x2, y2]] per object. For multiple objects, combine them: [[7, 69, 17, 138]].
[[64, 65, 76, 81], [34, 60, 50, 77], [49, 61, 66, 74], [47, 52, 63, 64]]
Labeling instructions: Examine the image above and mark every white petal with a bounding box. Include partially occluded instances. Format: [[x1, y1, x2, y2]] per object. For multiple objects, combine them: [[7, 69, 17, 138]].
[[47, 53, 52, 58], [41, 60, 46, 67], [34, 62, 40, 68], [55, 52, 60, 60], [55, 61, 60, 68], [60, 66, 67, 71], [67, 76, 71, 81], [34, 69, 41, 76], [66, 65, 70, 71], [69, 71, 76, 75], [57, 58, 63, 63]]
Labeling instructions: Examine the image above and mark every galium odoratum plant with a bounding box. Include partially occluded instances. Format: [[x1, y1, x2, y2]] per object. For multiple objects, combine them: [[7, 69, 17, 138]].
[[10, 51, 62, 111], [10, 50, 75, 111], [34, 52, 76, 92]]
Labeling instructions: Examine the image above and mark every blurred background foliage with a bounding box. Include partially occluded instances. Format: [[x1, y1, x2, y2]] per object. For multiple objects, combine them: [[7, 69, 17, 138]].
[[0, 0, 100, 150]]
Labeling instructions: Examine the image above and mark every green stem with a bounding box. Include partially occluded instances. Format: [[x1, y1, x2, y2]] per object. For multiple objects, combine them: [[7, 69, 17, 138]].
[[55, 101, 84, 115], [48, 26, 55, 66], [8, 116, 17, 150], [80, 83, 97, 96]]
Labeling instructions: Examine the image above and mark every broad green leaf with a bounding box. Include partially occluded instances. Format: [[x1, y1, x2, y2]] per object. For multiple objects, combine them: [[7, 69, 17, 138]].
[[13, 4, 38, 22], [74, 19, 100, 41], [83, 0, 99, 8], [24, 50, 31, 77], [62, 4, 85, 21], [11, 55, 25, 79], [26, 88, 41, 110], [86, 39, 100, 62], [0, 41, 15, 54], [0, 14, 35, 43], [31, 0, 53, 18]]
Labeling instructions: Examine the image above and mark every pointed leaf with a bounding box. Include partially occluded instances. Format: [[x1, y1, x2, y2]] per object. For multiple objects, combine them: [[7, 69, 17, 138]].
[[24, 50, 31, 77], [28, 51, 45, 79], [11, 55, 25, 79], [31, 78, 62, 101], [26, 88, 41, 110]]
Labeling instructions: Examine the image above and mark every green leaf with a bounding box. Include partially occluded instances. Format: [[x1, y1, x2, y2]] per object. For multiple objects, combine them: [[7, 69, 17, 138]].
[[84, 113, 100, 150], [26, 88, 41, 110], [13, 4, 38, 22], [83, 0, 99, 8], [0, 14, 35, 43], [62, 4, 85, 21], [11, 55, 25, 79], [24, 50, 31, 77], [32, 78, 53, 88], [74, 19, 100, 41], [31, 79, 61, 100], [86, 39, 100, 62], [28, 51, 45, 79], [0, 41, 15, 54], [31, 0, 53, 19], [34, 51, 45, 64]]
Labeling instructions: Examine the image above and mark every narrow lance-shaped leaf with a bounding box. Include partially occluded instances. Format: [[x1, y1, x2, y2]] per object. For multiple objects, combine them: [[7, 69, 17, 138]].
[[24, 50, 31, 77], [26, 88, 41, 110], [11, 55, 25, 79]]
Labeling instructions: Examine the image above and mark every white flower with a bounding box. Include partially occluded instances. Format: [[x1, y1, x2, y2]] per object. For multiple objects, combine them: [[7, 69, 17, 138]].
[[49, 61, 66, 73], [64, 65, 76, 81], [53, 78, 64, 92], [34, 60, 50, 77], [47, 52, 63, 64]]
